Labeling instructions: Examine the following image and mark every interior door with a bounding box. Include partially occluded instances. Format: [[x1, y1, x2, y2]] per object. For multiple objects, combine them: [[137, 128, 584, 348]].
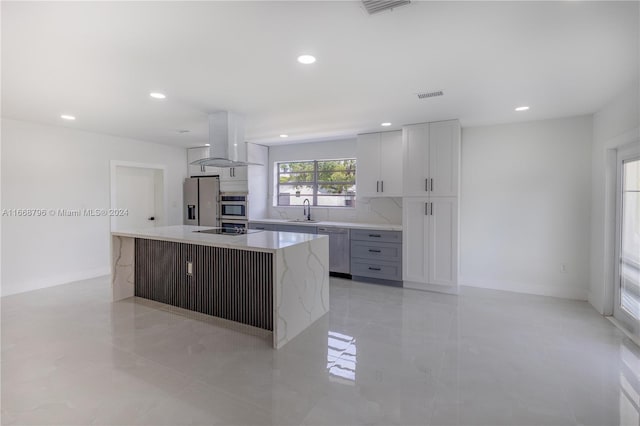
[[614, 147, 640, 335], [428, 197, 458, 287], [114, 166, 157, 230]]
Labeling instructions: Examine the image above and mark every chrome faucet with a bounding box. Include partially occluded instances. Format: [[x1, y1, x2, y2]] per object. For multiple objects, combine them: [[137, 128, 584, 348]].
[[303, 198, 311, 221]]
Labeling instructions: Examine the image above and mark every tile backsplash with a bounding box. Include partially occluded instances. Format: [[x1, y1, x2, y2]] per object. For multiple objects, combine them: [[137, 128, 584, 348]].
[[265, 197, 402, 225]]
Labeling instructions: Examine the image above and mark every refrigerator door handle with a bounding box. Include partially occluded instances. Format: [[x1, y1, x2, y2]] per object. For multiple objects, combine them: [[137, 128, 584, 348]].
[[187, 205, 197, 220]]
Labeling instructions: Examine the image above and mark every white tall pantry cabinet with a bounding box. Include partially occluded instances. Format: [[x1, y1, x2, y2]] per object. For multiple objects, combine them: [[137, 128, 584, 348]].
[[402, 120, 461, 292]]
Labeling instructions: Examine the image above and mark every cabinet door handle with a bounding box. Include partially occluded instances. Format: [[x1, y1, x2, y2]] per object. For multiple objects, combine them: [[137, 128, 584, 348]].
[[368, 234, 382, 238], [368, 249, 382, 253], [368, 267, 382, 271], [430, 178, 433, 191], [430, 202, 433, 216], [425, 202, 429, 216], [381, 180, 384, 192], [376, 181, 379, 192], [425, 178, 429, 192]]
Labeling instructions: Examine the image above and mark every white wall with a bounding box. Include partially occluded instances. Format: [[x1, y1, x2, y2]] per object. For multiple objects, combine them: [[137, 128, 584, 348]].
[[590, 80, 640, 314], [1, 118, 187, 296], [460, 115, 593, 299], [267, 138, 402, 225]]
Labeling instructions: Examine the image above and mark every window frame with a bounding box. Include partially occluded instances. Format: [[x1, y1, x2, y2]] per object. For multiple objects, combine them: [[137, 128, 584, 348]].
[[276, 159, 356, 208]]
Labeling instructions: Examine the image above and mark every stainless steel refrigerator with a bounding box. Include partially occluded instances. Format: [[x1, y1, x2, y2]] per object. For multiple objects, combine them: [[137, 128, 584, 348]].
[[183, 177, 220, 226]]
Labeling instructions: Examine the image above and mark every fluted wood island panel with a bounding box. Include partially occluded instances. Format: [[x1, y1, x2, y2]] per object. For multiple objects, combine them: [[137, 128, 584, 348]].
[[135, 239, 273, 331], [111, 225, 329, 349]]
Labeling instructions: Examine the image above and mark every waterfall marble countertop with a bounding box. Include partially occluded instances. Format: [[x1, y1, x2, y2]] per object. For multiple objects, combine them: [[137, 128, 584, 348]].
[[111, 225, 327, 253], [250, 218, 403, 231]]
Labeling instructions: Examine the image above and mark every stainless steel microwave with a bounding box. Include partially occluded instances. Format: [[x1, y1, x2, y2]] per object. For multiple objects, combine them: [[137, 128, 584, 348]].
[[220, 192, 248, 220]]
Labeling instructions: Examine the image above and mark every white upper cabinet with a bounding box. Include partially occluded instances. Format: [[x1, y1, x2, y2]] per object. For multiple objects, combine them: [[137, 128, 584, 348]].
[[187, 147, 220, 177], [402, 120, 460, 197], [356, 133, 380, 197], [219, 166, 247, 182], [379, 131, 403, 195], [356, 130, 403, 197], [187, 146, 249, 191], [219, 166, 248, 192], [429, 121, 460, 197], [402, 124, 429, 196]]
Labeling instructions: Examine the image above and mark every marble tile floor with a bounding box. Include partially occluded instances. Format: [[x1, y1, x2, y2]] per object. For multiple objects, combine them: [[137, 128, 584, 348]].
[[2, 275, 638, 426]]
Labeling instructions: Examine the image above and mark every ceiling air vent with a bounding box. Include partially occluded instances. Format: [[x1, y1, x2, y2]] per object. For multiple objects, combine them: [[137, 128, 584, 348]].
[[362, 0, 411, 15], [417, 90, 444, 100]]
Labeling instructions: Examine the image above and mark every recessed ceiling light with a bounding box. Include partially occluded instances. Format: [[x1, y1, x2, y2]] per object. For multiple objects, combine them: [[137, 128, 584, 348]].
[[280, 134, 289, 138], [297, 55, 316, 65], [515, 106, 530, 112], [60, 114, 76, 121], [381, 122, 392, 127], [149, 92, 166, 99], [204, 143, 210, 146]]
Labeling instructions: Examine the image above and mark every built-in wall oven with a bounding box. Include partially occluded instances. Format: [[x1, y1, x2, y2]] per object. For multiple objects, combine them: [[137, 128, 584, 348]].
[[220, 192, 248, 230]]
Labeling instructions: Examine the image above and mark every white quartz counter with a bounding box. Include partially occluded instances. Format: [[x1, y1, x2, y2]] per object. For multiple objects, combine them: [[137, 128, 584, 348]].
[[250, 218, 403, 231], [112, 225, 327, 253]]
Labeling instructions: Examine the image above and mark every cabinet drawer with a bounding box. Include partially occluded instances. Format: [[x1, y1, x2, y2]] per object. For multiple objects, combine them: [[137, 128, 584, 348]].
[[275, 224, 317, 234], [351, 241, 401, 262], [351, 259, 402, 281], [249, 223, 275, 231], [350, 229, 402, 243]]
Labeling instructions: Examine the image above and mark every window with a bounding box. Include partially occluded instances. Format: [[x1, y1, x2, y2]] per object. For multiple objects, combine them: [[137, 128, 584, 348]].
[[277, 159, 356, 207]]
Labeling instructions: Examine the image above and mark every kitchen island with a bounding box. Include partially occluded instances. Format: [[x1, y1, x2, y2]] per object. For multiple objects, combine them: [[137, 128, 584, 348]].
[[111, 225, 329, 349]]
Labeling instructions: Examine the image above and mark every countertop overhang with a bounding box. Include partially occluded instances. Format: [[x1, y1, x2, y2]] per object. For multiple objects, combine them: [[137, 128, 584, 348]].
[[111, 225, 327, 253]]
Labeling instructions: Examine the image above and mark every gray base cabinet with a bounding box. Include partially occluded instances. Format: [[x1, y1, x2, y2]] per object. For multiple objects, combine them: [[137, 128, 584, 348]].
[[248, 222, 403, 284], [350, 229, 403, 285]]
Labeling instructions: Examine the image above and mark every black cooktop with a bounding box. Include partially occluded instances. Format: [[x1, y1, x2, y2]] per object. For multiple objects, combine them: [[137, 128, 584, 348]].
[[195, 227, 262, 236]]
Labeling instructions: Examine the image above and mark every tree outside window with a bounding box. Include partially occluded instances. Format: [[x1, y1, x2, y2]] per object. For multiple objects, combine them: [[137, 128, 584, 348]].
[[277, 159, 356, 207]]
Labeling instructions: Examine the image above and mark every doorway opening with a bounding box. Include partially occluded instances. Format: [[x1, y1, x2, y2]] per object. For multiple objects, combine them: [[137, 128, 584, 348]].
[[110, 162, 166, 231]]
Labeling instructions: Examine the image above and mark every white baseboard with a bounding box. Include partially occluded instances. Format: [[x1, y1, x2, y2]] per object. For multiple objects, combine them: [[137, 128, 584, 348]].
[[403, 280, 460, 295], [1, 267, 110, 297], [459, 276, 588, 300]]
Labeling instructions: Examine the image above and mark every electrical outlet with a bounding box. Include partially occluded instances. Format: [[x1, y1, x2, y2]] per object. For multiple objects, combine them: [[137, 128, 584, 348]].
[[560, 264, 567, 273]]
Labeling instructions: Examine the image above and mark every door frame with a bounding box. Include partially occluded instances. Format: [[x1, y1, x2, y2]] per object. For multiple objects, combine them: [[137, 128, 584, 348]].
[[614, 144, 640, 334], [110, 161, 168, 230]]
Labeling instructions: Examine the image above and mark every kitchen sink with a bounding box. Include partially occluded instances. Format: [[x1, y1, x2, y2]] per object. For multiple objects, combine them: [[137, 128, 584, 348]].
[[287, 219, 319, 223]]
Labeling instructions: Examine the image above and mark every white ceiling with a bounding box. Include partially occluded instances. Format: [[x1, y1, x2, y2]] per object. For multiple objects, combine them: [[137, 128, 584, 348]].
[[2, 1, 638, 147]]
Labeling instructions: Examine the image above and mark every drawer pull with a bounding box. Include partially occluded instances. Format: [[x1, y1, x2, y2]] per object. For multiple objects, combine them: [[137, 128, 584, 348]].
[[368, 249, 382, 253], [368, 267, 381, 271], [368, 234, 382, 238]]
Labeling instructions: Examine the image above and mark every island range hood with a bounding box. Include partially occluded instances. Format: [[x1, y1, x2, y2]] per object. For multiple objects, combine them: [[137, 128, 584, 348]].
[[190, 111, 261, 168]]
